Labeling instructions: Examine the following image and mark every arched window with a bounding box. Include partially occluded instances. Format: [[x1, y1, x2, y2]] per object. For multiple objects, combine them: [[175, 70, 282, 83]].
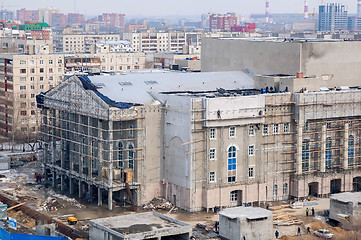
[[117, 141, 124, 169], [302, 139, 310, 171], [326, 137, 332, 169], [128, 143, 134, 169], [227, 146, 236, 183], [348, 135, 355, 166]]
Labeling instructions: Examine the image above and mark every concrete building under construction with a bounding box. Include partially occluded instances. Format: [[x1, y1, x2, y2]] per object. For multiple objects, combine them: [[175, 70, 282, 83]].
[[37, 71, 361, 211]]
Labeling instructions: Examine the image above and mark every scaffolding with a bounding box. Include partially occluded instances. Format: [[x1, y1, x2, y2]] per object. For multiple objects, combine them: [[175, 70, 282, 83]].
[[37, 76, 146, 211]]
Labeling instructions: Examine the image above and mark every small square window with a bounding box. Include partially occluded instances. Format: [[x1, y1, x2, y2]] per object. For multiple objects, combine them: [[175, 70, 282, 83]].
[[210, 128, 216, 139], [248, 145, 254, 156], [229, 126, 236, 138], [210, 148, 216, 160]]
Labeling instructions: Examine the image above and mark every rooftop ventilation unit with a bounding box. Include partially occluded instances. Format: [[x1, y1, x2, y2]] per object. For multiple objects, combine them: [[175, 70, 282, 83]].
[[119, 81, 132, 86], [145, 80, 158, 85]]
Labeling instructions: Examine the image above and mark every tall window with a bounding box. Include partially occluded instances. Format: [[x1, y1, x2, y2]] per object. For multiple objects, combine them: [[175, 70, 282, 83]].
[[210, 128, 216, 139], [209, 148, 216, 160], [117, 142, 124, 169], [273, 185, 278, 197], [283, 123, 290, 133], [248, 125, 254, 136], [248, 167, 254, 178], [263, 124, 268, 135], [128, 143, 134, 169], [209, 172, 216, 182], [273, 124, 279, 134], [229, 126, 236, 138], [302, 140, 310, 171], [129, 124, 134, 137], [283, 183, 288, 195], [227, 146, 237, 182], [248, 145, 254, 156], [326, 137, 332, 169], [348, 135, 354, 166], [230, 190, 237, 202]]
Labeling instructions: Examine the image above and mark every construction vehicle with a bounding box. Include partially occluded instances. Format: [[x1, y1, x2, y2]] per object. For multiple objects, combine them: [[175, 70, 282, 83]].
[[67, 217, 77, 225]]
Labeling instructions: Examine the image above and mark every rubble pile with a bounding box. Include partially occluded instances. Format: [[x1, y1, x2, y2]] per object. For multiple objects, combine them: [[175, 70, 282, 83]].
[[143, 197, 176, 211], [39, 197, 63, 211], [7, 210, 36, 229], [47, 190, 85, 209]]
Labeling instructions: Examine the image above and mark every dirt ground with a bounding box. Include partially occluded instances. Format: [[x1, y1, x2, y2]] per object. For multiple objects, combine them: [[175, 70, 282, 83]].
[[1, 161, 361, 240]]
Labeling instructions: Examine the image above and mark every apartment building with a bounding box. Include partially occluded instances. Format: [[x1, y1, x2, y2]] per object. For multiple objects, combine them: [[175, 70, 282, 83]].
[[123, 32, 196, 53], [37, 71, 361, 212], [0, 50, 145, 142], [62, 34, 121, 53], [0, 53, 65, 141]]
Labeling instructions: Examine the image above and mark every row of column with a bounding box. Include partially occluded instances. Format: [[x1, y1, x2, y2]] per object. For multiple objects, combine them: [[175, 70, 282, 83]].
[[296, 123, 350, 174], [44, 108, 115, 210]]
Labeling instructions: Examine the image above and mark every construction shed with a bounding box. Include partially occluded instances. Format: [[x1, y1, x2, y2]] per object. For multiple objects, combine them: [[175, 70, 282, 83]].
[[329, 192, 361, 225], [89, 211, 191, 240], [219, 207, 273, 240]]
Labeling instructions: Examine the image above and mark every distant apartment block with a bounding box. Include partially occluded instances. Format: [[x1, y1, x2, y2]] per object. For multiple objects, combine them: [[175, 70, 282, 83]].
[[319, 3, 348, 32], [16, 9, 39, 23], [62, 34, 121, 53], [98, 13, 125, 29], [67, 13, 85, 26], [52, 13, 68, 29], [123, 32, 199, 53], [209, 13, 237, 31]]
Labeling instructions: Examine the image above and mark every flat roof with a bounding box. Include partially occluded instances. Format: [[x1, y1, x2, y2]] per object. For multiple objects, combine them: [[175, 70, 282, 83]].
[[89, 211, 191, 238], [87, 71, 254, 105], [217, 37, 342, 43], [330, 192, 361, 204], [219, 207, 272, 220]]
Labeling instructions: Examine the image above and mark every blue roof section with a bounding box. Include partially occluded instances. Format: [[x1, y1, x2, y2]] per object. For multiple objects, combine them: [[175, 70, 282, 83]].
[[78, 75, 135, 109]]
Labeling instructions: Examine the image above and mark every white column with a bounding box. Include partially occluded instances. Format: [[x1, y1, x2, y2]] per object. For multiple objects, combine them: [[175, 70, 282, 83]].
[[343, 123, 349, 170], [320, 124, 326, 172], [296, 125, 303, 174]]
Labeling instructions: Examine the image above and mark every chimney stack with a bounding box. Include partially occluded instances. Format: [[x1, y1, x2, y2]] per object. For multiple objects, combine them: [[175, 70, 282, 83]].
[[265, 0, 270, 22], [304, 0, 309, 19]]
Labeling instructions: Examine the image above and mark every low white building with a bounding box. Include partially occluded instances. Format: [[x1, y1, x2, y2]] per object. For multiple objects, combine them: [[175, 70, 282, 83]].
[[219, 207, 273, 240]]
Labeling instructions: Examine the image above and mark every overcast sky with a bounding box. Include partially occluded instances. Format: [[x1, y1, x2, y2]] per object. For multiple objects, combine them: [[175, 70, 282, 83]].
[[7, 0, 359, 17]]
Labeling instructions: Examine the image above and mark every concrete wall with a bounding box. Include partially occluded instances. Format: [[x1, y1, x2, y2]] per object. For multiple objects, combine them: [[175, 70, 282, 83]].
[[219, 212, 273, 240], [202, 39, 361, 87], [201, 38, 301, 74]]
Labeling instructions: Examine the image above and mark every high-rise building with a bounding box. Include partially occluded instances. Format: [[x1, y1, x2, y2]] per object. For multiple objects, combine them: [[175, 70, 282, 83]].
[[318, 3, 348, 32], [52, 13, 68, 29], [67, 13, 85, 26], [209, 13, 237, 31], [16, 9, 39, 23], [98, 13, 125, 29], [39, 8, 60, 26], [0, 10, 14, 21]]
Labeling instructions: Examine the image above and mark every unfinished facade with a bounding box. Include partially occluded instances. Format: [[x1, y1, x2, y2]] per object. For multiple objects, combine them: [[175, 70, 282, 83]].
[[38, 71, 361, 211]]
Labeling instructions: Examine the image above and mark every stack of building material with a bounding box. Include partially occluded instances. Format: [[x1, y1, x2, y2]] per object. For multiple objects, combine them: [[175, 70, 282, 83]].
[[273, 212, 303, 226]]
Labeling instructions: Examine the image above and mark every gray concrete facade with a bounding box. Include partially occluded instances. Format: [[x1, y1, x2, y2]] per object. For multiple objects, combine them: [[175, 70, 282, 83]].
[[202, 38, 361, 87]]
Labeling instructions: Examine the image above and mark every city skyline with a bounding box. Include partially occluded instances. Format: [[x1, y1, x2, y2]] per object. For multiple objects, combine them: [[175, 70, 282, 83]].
[[6, 0, 360, 17]]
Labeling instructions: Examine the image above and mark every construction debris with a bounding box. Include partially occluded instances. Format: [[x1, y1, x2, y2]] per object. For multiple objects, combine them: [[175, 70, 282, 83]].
[[143, 197, 176, 211], [273, 212, 303, 226], [39, 197, 63, 211]]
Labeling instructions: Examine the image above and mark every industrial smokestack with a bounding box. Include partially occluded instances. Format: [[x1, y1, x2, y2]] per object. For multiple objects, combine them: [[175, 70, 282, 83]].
[[265, 0, 270, 22], [358, 0, 361, 17], [304, 0, 309, 19]]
